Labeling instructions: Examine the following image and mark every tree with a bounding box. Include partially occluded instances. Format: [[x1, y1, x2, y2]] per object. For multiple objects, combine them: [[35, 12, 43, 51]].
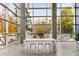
[[8, 16, 17, 33], [26, 18, 32, 31], [61, 8, 74, 35], [57, 17, 61, 33], [33, 21, 51, 38], [0, 16, 3, 34]]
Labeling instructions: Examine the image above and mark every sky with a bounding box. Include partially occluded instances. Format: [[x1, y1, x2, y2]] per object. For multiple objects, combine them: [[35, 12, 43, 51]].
[[0, 3, 75, 17], [29, 3, 75, 16], [28, 3, 75, 24]]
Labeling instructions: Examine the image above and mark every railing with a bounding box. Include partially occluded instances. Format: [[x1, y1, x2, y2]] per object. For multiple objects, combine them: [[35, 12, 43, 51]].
[[24, 39, 56, 56]]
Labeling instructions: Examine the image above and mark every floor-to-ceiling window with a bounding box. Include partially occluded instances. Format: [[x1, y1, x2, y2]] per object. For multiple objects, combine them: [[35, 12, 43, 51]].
[[57, 3, 75, 41], [26, 3, 52, 39], [0, 3, 20, 48], [26, 3, 76, 40], [75, 3, 79, 41]]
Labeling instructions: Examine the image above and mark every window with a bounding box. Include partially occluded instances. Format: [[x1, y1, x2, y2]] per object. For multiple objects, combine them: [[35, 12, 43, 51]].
[[34, 9, 46, 16], [26, 3, 52, 39], [75, 3, 79, 40], [57, 3, 75, 41], [0, 3, 20, 48]]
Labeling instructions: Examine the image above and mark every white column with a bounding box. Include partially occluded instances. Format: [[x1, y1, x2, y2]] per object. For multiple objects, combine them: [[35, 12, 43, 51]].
[[5, 3, 8, 46], [16, 3, 21, 42]]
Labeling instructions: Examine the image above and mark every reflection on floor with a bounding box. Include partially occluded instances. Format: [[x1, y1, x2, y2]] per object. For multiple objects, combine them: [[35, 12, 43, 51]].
[[0, 41, 79, 56], [56, 41, 77, 56]]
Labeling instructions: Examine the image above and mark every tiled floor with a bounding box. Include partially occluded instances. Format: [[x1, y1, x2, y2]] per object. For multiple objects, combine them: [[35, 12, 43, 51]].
[[0, 43, 24, 56], [0, 41, 78, 56], [56, 41, 77, 56]]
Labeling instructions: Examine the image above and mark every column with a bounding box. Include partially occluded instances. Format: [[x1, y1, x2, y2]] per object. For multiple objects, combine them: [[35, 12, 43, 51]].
[[52, 3, 57, 39], [20, 3, 26, 43], [75, 3, 79, 41]]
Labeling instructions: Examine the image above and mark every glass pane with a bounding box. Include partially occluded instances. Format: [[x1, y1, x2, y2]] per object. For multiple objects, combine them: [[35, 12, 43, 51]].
[[8, 34, 17, 44], [8, 21, 17, 34], [29, 3, 33, 8], [57, 3, 75, 41], [76, 8, 79, 16], [33, 17, 47, 24], [32, 24, 52, 38], [33, 3, 47, 8], [57, 24, 61, 33], [31, 17, 52, 25], [8, 3, 17, 14], [0, 5, 6, 19], [61, 17, 74, 25], [61, 3, 74, 7], [57, 17, 61, 25], [47, 9, 52, 16], [61, 8, 75, 16], [57, 9, 61, 16], [75, 25, 79, 32], [14, 3, 20, 8], [34, 9, 46, 16], [75, 17, 79, 24], [47, 17, 52, 24], [30, 17, 33, 24], [0, 3, 20, 47], [58, 25, 75, 41], [28, 10, 33, 16], [8, 21, 17, 44], [8, 11, 16, 22], [57, 3, 61, 7], [0, 20, 6, 47], [61, 25, 74, 34], [0, 37, 5, 47], [0, 19, 5, 34], [26, 3, 52, 39], [76, 3, 79, 7]]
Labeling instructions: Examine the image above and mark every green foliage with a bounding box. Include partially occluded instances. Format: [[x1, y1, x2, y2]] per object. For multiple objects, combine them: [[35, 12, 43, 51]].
[[26, 18, 32, 31], [75, 32, 79, 41], [61, 8, 74, 34]]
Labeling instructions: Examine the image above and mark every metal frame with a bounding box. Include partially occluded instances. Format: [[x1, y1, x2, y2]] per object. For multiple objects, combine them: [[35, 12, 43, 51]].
[[27, 3, 52, 38], [0, 3, 19, 17], [0, 3, 20, 47], [57, 3, 76, 34]]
